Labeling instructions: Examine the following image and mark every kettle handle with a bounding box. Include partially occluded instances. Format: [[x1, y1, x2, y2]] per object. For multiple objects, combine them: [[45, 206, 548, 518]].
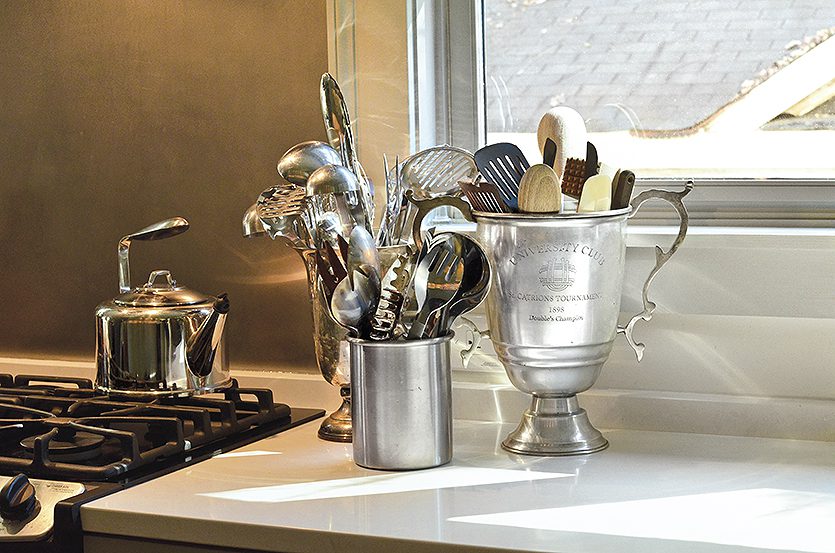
[[118, 217, 189, 292], [616, 180, 693, 361]]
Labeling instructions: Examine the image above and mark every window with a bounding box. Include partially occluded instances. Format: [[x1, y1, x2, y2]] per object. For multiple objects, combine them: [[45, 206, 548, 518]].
[[483, 0, 835, 181]]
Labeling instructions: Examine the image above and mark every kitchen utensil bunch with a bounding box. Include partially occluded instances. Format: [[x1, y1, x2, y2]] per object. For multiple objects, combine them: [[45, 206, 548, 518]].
[[246, 73, 489, 343], [314, 226, 488, 341], [462, 106, 636, 215]]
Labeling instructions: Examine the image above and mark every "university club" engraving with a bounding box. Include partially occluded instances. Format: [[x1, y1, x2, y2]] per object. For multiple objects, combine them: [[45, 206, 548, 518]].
[[510, 242, 607, 267]]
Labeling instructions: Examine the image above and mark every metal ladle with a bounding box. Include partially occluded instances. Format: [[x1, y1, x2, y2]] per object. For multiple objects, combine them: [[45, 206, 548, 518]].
[[306, 164, 370, 234]]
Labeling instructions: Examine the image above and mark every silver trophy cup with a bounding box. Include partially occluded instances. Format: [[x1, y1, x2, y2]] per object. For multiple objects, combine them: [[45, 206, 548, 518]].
[[299, 245, 410, 442], [474, 182, 692, 455]]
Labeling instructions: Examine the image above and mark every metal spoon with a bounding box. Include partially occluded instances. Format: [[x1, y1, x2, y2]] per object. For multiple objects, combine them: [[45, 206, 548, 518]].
[[305, 164, 360, 196], [437, 235, 490, 335], [331, 264, 380, 338], [277, 141, 342, 186]]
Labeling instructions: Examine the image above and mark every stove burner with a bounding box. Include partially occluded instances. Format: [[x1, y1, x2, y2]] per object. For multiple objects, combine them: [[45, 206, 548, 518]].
[[20, 429, 106, 462]]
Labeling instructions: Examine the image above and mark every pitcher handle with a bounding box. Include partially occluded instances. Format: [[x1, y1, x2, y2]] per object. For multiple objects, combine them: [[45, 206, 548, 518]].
[[405, 190, 475, 250], [616, 179, 694, 361]]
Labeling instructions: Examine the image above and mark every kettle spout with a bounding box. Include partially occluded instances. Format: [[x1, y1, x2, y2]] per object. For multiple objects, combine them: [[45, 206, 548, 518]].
[[186, 294, 230, 378]]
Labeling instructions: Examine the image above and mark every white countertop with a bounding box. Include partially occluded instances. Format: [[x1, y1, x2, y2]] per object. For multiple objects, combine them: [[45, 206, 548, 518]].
[[82, 418, 835, 553]]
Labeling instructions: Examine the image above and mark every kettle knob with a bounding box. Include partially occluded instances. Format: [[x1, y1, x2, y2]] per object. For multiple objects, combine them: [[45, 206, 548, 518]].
[[0, 474, 37, 521]]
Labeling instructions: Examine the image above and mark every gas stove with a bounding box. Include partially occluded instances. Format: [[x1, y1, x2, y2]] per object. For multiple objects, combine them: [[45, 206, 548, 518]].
[[0, 373, 324, 552]]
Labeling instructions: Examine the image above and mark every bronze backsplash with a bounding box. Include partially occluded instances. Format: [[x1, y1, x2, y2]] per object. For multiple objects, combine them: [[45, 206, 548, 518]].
[[0, 1, 328, 372]]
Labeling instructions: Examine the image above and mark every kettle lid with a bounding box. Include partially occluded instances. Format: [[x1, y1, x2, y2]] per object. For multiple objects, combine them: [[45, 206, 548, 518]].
[[114, 270, 209, 307]]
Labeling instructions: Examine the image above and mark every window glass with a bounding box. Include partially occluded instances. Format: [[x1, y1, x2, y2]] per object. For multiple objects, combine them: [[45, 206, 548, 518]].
[[484, 0, 835, 178]]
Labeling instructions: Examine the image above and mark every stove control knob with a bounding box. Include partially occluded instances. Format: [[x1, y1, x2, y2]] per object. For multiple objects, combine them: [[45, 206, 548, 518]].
[[0, 474, 37, 521]]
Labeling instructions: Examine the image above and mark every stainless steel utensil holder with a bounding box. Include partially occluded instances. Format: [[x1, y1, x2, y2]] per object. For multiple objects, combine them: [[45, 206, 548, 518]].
[[348, 334, 453, 470]]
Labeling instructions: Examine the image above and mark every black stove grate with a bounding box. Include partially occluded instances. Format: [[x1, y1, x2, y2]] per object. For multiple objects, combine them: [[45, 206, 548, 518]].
[[0, 374, 299, 481]]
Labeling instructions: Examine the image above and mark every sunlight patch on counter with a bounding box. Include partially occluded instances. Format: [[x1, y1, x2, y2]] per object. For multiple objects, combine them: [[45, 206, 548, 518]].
[[213, 450, 283, 459], [198, 466, 569, 503], [449, 488, 835, 553]]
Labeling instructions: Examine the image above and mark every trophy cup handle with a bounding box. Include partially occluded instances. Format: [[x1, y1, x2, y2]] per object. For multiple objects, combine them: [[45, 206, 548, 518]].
[[617, 179, 694, 361], [405, 190, 475, 250]]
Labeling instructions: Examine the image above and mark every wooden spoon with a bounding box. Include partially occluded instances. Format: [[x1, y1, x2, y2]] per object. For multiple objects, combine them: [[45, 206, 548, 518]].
[[518, 164, 562, 213], [536, 106, 587, 180]]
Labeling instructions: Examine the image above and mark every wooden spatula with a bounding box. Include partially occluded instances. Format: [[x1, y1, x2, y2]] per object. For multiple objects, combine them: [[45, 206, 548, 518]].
[[536, 106, 587, 180], [518, 164, 562, 213]]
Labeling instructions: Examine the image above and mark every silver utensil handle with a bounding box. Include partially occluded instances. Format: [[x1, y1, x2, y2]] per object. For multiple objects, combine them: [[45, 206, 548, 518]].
[[617, 180, 694, 361], [405, 190, 475, 250], [454, 316, 491, 369]]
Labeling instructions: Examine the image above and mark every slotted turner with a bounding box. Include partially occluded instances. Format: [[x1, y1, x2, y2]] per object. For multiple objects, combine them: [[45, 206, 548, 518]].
[[256, 184, 306, 220], [474, 143, 530, 211], [400, 146, 478, 199], [256, 185, 309, 247], [459, 177, 511, 213]]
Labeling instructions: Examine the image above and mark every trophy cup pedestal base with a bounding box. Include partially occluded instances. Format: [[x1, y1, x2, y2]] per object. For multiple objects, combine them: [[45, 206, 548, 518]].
[[318, 386, 352, 442], [502, 394, 608, 456]]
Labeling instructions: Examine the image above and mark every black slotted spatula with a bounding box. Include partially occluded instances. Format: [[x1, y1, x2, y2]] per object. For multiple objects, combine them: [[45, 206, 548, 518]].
[[474, 142, 530, 211]]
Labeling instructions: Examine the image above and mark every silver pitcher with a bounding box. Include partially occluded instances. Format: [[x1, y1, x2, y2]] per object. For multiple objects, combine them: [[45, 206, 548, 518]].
[[474, 182, 692, 455]]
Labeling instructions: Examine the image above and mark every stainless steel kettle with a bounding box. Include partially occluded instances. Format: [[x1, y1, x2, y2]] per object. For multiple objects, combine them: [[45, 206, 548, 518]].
[[95, 217, 231, 396]]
